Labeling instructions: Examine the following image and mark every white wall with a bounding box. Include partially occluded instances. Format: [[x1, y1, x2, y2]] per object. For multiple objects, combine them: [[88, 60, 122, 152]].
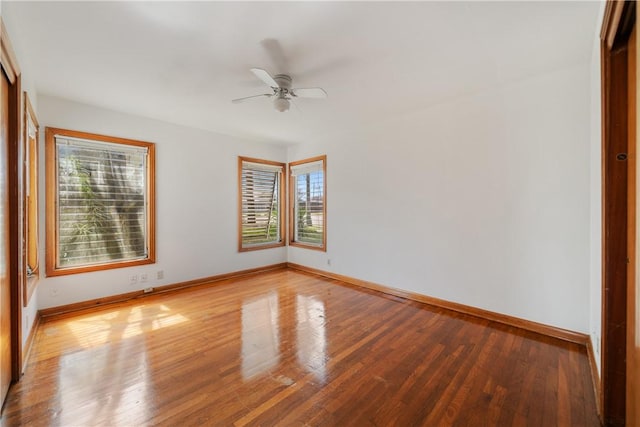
[[3, 1, 599, 338], [589, 2, 605, 376], [36, 96, 287, 308], [289, 63, 591, 333]]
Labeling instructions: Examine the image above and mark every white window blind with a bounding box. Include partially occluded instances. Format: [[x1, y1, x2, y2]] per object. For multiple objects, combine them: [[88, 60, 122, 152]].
[[290, 160, 323, 177], [55, 135, 149, 267], [240, 160, 283, 248], [292, 158, 325, 247]]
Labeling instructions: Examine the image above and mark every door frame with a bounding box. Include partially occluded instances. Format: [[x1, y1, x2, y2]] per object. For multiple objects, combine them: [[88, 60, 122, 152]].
[[1, 18, 24, 384], [601, 1, 636, 425]]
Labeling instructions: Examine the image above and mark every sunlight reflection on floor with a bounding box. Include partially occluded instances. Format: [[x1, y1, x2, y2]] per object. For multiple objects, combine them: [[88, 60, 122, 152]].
[[58, 336, 151, 425], [65, 304, 190, 348], [297, 295, 327, 383], [241, 292, 280, 379], [240, 291, 327, 383]]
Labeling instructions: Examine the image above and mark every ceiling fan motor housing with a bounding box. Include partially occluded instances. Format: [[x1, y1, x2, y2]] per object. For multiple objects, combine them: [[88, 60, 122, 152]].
[[273, 74, 292, 89], [273, 74, 292, 111]]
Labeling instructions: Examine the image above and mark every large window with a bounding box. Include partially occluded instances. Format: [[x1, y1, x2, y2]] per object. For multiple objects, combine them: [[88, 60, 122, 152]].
[[289, 155, 326, 251], [238, 157, 285, 251], [45, 128, 155, 276]]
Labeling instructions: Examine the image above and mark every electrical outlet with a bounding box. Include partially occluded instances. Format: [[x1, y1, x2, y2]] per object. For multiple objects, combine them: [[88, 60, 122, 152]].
[[157, 270, 164, 280], [130, 274, 138, 285], [140, 273, 148, 283], [327, 259, 332, 266]]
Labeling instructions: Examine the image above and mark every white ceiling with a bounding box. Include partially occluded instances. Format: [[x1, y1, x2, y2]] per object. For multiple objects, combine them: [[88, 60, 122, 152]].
[[4, 1, 600, 146]]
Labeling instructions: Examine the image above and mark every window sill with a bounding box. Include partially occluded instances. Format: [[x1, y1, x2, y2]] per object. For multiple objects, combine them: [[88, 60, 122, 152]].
[[239, 241, 286, 252], [289, 241, 326, 252]]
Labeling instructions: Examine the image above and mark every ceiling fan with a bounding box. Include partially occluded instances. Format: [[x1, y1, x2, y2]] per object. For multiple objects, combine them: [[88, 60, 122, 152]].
[[232, 68, 327, 112]]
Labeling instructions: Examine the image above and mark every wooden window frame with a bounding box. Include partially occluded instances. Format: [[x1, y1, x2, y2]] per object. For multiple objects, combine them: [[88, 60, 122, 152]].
[[23, 92, 39, 305], [45, 127, 156, 277], [238, 156, 286, 252], [288, 155, 327, 252]]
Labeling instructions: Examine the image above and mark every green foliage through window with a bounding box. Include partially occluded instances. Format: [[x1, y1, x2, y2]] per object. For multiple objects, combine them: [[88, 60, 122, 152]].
[[57, 142, 147, 267], [46, 127, 155, 276], [290, 157, 325, 249]]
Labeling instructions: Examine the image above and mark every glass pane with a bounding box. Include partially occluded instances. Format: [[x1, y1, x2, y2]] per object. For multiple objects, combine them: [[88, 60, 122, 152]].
[[295, 170, 323, 246], [56, 140, 147, 267], [26, 126, 38, 274], [241, 167, 280, 247]]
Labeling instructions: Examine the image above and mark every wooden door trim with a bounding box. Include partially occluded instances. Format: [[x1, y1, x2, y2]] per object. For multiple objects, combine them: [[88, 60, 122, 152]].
[[601, 1, 636, 425], [627, 20, 638, 427], [0, 23, 19, 84], [1, 18, 23, 382], [602, 1, 635, 50]]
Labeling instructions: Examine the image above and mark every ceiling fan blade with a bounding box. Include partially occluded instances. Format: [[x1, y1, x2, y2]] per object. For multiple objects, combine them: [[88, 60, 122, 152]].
[[289, 98, 302, 113], [251, 68, 279, 88], [232, 93, 272, 104], [291, 87, 328, 99], [260, 39, 289, 73]]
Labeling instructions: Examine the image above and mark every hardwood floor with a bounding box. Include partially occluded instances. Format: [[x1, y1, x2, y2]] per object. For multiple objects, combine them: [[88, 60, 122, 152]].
[[0, 269, 599, 426]]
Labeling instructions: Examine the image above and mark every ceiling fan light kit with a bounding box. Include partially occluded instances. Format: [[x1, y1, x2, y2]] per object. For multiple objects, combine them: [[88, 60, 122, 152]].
[[232, 67, 327, 112], [274, 97, 290, 112]]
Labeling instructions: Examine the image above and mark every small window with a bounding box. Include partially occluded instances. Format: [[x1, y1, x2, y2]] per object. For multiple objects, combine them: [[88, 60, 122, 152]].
[[239, 157, 285, 251], [289, 155, 326, 251], [45, 128, 156, 276]]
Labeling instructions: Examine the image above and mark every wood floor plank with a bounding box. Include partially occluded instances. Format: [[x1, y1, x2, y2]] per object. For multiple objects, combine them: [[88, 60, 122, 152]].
[[0, 269, 599, 426]]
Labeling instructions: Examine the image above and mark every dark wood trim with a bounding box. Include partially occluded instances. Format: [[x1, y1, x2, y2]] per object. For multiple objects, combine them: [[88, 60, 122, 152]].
[[21, 312, 40, 373], [627, 20, 639, 427], [600, 2, 636, 425], [601, 44, 628, 425], [287, 263, 590, 345], [1, 17, 23, 382], [38, 263, 288, 320], [9, 71, 22, 382]]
